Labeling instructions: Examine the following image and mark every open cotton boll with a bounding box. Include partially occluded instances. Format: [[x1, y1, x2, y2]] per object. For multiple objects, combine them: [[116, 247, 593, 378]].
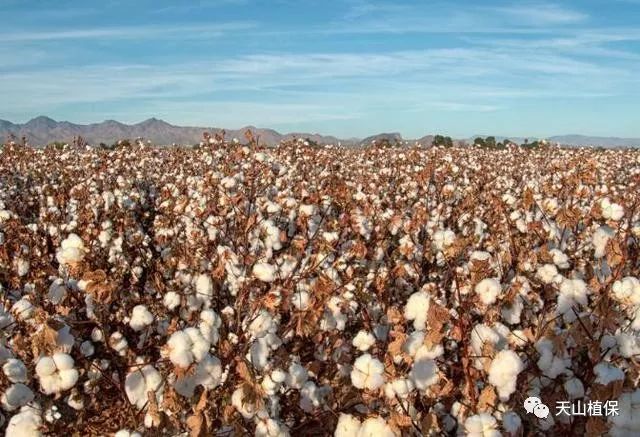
[[357, 417, 396, 437], [593, 226, 615, 258], [173, 354, 223, 397], [254, 414, 290, 437], [609, 389, 640, 436], [167, 328, 209, 368], [261, 369, 287, 396], [594, 362, 625, 385], [549, 249, 570, 269], [432, 229, 455, 252], [129, 305, 154, 331], [47, 278, 67, 305], [616, 332, 640, 358], [109, 332, 128, 356], [470, 323, 508, 370], [1, 383, 34, 411], [291, 290, 310, 311], [11, 298, 35, 321], [535, 338, 571, 379], [286, 362, 308, 390], [232, 387, 262, 420], [475, 278, 502, 305], [5, 405, 42, 437], [612, 277, 640, 306], [114, 430, 142, 437], [404, 291, 430, 330], [601, 198, 625, 221], [409, 355, 439, 391], [253, 263, 277, 282], [3, 358, 27, 383], [35, 353, 79, 394], [335, 413, 362, 437], [350, 354, 385, 390], [536, 264, 559, 285], [0, 303, 14, 329], [163, 291, 181, 310], [464, 413, 501, 437], [56, 233, 85, 265], [352, 330, 376, 352], [564, 377, 585, 399], [384, 378, 415, 399], [248, 332, 282, 370], [199, 309, 222, 345], [194, 273, 213, 303], [488, 350, 524, 401], [557, 278, 589, 322], [502, 411, 522, 435], [125, 364, 163, 410], [299, 381, 330, 412]]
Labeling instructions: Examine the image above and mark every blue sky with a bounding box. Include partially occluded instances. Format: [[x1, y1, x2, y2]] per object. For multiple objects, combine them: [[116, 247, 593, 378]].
[[1, 0, 639, 138]]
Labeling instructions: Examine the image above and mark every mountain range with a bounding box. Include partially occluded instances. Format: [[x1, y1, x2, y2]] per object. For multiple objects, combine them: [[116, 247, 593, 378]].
[[1, 116, 639, 148]]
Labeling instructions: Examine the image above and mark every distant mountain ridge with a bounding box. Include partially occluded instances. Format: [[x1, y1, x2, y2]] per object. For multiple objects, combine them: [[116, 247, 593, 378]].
[[1, 116, 639, 148]]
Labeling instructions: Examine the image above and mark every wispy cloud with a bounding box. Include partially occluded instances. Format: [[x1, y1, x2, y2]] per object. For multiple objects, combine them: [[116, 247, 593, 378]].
[[0, 21, 256, 42], [492, 3, 588, 25]]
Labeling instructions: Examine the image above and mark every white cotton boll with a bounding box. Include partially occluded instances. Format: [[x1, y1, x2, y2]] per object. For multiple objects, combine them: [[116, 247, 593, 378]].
[[291, 290, 310, 311], [254, 415, 290, 437], [409, 356, 439, 391], [432, 229, 455, 251], [253, 263, 277, 282], [535, 338, 570, 379], [11, 298, 35, 321], [129, 305, 154, 331], [248, 310, 278, 339], [402, 331, 425, 357], [323, 231, 339, 243], [502, 411, 521, 435], [601, 198, 625, 221], [335, 413, 361, 437], [475, 278, 502, 305], [1, 383, 34, 411], [91, 327, 104, 343], [609, 389, 640, 436], [299, 381, 330, 412], [0, 304, 14, 329], [536, 264, 559, 285], [550, 249, 570, 269], [109, 332, 128, 356], [114, 430, 142, 437], [3, 358, 27, 383], [125, 364, 163, 410], [248, 333, 281, 370], [612, 277, 640, 306], [357, 417, 395, 437], [56, 233, 85, 265], [173, 354, 223, 397], [501, 295, 523, 325], [384, 378, 415, 399], [464, 413, 501, 437], [593, 226, 615, 258], [488, 350, 524, 401], [47, 279, 67, 304], [286, 362, 308, 389], [557, 278, 589, 322], [199, 309, 222, 345], [6, 405, 42, 437], [195, 273, 213, 301], [163, 291, 181, 310], [404, 291, 430, 330], [232, 387, 260, 419], [167, 328, 209, 368], [80, 341, 94, 357], [616, 332, 640, 358], [15, 258, 30, 277], [261, 369, 287, 395], [350, 354, 385, 390], [594, 362, 624, 385], [352, 331, 376, 352], [35, 353, 79, 394], [564, 377, 585, 399]]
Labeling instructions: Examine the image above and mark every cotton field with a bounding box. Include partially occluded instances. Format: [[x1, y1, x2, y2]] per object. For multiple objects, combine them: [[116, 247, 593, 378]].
[[1, 139, 640, 436]]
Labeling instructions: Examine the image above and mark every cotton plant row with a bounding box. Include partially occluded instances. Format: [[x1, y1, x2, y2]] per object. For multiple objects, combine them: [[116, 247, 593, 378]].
[[1, 139, 640, 436]]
